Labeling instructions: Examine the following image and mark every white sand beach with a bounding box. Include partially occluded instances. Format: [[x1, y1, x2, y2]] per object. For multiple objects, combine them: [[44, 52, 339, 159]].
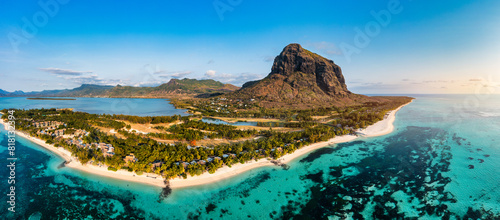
[[169, 102, 412, 188], [168, 134, 359, 188], [0, 102, 410, 189], [0, 112, 166, 187], [356, 100, 413, 137]]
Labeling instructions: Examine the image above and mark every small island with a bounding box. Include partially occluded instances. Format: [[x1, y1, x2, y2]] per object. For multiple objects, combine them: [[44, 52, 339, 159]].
[[27, 97, 76, 101]]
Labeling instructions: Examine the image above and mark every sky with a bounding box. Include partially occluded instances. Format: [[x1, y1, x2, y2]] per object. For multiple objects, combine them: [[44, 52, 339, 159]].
[[0, 0, 499, 94]]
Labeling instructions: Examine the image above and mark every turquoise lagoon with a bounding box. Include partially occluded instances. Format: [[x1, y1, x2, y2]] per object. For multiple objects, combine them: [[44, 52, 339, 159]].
[[0, 97, 189, 116], [0, 95, 499, 219], [201, 118, 258, 126]]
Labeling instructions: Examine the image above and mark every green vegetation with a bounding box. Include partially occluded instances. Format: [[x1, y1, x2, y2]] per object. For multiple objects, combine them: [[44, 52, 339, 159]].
[[155, 78, 237, 94], [105, 114, 183, 124], [257, 121, 318, 128], [149, 120, 257, 141], [178, 96, 412, 129], [1, 96, 412, 180]]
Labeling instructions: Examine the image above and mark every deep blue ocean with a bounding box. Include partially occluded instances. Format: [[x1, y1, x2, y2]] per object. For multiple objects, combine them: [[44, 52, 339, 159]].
[[0, 94, 499, 219]]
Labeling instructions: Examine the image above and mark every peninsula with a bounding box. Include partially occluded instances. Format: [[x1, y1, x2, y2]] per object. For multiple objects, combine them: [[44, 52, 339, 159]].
[[0, 102, 410, 188], [1, 44, 413, 188]]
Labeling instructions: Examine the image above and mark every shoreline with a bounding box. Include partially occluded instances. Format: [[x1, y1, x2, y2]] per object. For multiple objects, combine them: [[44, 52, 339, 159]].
[[7, 127, 167, 187], [0, 101, 411, 189], [169, 100, 412, 188], [356, 100, 412, 137], [0, 112, 166, 188]]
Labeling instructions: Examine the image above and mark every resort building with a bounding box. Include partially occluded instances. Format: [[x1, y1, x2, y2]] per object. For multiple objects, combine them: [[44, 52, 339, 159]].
[[53, 129, 66, 137], [151, 160, 163, 170], [33, 121, 65, 128], [124, 154, 138, 164], [97, 143, 115, 157]]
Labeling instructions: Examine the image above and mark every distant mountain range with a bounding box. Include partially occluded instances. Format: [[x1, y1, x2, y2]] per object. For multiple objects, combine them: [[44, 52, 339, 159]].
[[0, 89, 8, 96], [0, 79, 239, 98], [2, 43, 398, 107]]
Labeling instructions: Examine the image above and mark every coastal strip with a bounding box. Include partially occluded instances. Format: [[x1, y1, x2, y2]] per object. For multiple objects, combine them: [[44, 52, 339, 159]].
[[356, 100, 413, 137], [0, 101, 411, 189], [0, 112, 166, 188], [168, 101, 412, 188], [168, 134, 359, 188]]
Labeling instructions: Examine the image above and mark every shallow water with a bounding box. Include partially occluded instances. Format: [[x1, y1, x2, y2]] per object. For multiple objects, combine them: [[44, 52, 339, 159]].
[[201, 117, 258, 126], [0, 94, 499, 219]]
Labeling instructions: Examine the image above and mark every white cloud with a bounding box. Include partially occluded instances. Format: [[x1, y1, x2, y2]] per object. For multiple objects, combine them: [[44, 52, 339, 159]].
[[39, 67, 92, 76], [44, 67, 125, 86], [156, 71, 192, 79], [206, 72, 264, 86], [170, 71, 192, 78], [215, 73, 234, 82], [62, 74, 124, 85], [133, 81, 164, 87], [205, 70, 216, 77]]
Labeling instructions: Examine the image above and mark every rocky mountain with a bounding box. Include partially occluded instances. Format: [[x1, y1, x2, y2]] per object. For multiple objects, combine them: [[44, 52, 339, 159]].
[[229, 43, 365, 106], [10, 90, 27, 96], [104, 79, 239, 98], [0, 84, 118, 97], [0, 79, 238, 98], [155, 78, 238, 95], [59, 84, 114, 97]]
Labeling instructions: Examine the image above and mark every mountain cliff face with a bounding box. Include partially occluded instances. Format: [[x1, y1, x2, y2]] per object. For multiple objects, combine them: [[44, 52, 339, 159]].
[[231, 43, 356, 105]]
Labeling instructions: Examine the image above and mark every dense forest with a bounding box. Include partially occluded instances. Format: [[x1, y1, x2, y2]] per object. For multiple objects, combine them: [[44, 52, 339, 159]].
[[149, 120, 257, 141]]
